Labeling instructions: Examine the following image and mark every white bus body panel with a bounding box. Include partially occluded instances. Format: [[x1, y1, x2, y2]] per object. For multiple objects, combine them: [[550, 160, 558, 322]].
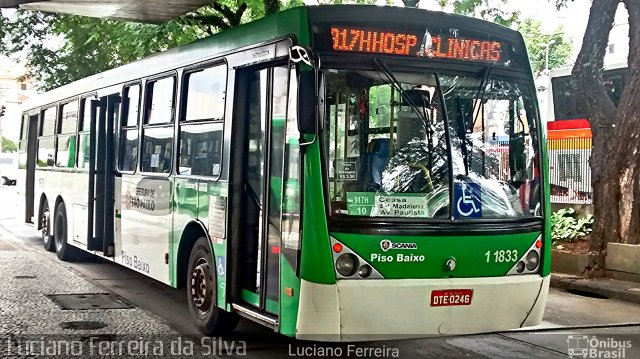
[[296, 275, 549, 341], [116, 174, 172, 284]]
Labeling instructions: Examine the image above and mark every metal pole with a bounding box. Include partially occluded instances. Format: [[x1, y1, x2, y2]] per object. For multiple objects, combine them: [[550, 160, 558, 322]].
[[545, 45, 550, 72], [544, 40, 556, 73]]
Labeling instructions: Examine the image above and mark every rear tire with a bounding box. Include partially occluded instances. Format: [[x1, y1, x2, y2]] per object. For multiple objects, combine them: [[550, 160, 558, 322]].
[[187, 237, 238, 336], [54, 202, 81, 261], [41, 201, 55, 252]]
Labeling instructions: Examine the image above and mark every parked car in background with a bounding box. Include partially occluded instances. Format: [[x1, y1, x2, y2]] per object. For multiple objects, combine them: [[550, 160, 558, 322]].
[[0, 153, 17, 186]]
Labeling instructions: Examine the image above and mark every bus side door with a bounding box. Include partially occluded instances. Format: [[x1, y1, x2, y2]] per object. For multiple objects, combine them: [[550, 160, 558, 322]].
[[232, 64, 289, 316]]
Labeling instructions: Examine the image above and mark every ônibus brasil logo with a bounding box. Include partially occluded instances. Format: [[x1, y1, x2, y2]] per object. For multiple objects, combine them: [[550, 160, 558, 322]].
[[380, 239, 417, 252]]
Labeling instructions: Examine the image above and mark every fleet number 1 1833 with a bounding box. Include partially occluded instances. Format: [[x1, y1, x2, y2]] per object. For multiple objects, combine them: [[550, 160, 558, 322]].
[[484, 249, 518, 263]]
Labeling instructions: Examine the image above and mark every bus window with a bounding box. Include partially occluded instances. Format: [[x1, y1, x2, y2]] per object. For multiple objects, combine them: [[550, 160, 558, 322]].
[[184, 65, 226, 122], [119, 130, 138, 172], [37, 107, 57, 168], [118, 85, 141, 173], [122, 85, 141, 126], [178, 123, 223, 177], [77, 98, 93, 169], [145, 77, 175, 125], [19, 115, 28, 170], [141, 127, 173, 174], [79, 98, 93, 132], [59, 101, 78, 134], [20, 115, 28, 141], [40, 107, 56, 136], [37, 138, 55, 168], [440, 75, 541, 217], [56, 100, 78, 168]]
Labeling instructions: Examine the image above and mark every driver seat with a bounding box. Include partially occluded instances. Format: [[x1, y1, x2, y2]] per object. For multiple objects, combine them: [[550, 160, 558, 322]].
[[368, 138, 391, 187]]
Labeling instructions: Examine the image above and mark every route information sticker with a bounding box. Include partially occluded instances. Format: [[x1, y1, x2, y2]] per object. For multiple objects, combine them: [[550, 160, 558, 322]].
[[347, 192, 429, 217], [336, 161, 357, 180]]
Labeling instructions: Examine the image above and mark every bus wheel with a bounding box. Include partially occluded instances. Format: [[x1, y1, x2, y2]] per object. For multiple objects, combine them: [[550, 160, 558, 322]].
[[41, 202, 55, 252], [54, 203, 80, 261], [187, 237, 238, 336]]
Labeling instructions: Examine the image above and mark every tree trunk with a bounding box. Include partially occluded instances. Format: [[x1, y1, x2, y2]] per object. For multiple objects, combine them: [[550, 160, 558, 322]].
[[571, 0, 640, 250]]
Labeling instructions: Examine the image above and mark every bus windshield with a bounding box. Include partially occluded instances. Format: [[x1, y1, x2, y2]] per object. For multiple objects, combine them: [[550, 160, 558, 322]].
[[324, 64, 541, 220]]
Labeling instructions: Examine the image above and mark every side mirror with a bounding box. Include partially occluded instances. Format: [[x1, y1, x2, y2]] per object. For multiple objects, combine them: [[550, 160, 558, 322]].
[[290, 45, 323, 142], [297, 71, 325, 136], [298, 71, 317, 135]]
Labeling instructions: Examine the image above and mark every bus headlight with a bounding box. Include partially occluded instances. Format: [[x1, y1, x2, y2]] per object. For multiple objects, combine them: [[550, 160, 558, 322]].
[[525, 250, 540, 271], [358, 264, 372, 278], [506, 235, 543, 275], [330, 237, 384, 279], [336, 253, 359, 277]]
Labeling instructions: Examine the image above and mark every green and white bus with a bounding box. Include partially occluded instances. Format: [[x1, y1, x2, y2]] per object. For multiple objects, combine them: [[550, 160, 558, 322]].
[[16, 5, 550, 341]]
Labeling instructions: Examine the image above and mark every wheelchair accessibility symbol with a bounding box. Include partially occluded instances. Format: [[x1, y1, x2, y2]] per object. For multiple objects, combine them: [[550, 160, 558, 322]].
[[454, 182, 482, 218], [216, 256, 225, 276]]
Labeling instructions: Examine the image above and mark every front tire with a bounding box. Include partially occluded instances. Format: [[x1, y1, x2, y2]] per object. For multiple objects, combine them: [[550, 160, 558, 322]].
[[187, 237, 238, 336], [41, 201, 55, 252], [54, 202, 81, 261]]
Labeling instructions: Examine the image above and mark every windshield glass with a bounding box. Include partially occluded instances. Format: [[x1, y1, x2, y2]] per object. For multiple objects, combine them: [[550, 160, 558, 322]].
[[324, 64, 542, 220]]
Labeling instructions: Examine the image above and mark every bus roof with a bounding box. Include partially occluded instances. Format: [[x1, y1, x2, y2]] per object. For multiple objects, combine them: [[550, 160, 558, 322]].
[[23, 6, 310, 111], [307, 5, 522, 42], [24, 5, 526, 111], [549, 61, 628, 78]]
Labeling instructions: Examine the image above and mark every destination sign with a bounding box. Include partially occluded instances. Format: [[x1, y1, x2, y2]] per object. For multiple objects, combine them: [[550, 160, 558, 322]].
[[328, 26, 506, 64], [347, 192, 431, 218]]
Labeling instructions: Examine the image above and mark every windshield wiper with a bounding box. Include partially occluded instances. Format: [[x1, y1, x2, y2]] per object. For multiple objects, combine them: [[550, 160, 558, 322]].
[[373, 58, 430, 127], [471, 67, 492, 129], [456, 67, 492, 176]]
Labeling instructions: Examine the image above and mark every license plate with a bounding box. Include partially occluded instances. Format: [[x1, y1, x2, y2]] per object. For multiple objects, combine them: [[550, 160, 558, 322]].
[[430, 289, 473, 307]]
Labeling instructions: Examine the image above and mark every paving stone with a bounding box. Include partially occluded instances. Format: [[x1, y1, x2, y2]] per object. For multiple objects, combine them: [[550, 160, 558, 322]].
[[0, 237, 177, 337]]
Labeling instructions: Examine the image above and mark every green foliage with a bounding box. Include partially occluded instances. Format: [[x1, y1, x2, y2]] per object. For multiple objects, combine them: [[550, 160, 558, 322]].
[[517, 18, 572, 74], [0, 0, 574, 90], [0, 0, 284, 91], [437, 0, 520, 26], [551, 208, 594, 242], [1, 137, 17, 152], [435, 1, 572, 75]]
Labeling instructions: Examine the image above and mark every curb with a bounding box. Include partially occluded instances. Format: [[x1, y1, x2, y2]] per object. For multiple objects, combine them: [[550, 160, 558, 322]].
[[551, 273, 640, 305]]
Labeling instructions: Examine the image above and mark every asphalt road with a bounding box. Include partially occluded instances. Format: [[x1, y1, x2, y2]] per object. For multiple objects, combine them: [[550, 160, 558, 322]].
[[2, 185, 640, 358]]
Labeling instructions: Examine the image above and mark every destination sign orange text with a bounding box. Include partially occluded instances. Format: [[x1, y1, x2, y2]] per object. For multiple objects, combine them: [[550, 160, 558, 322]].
[[331, 27, 418, 55], [330, 26, 503, 63]]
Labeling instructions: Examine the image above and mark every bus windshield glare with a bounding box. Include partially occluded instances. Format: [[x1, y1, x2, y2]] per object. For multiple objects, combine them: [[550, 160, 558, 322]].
[[324, 63, 541, 220]]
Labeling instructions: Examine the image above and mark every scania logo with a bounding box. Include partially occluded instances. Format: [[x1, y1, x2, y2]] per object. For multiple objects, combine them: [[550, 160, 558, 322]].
[[380, 239, 417, 252]]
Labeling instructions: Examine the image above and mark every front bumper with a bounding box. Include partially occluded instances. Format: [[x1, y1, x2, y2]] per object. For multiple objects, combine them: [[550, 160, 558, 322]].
[[296, 275, 549, 342]]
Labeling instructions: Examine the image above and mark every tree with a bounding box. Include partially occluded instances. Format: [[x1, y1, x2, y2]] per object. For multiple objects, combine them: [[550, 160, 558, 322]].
[[435, 1, 571, 74], [569, 0, 640, 250], [437, 0, 520, 26], [0, 0, 284, 90], [517, 18, 572, 75], [1, 137, 17, 153]]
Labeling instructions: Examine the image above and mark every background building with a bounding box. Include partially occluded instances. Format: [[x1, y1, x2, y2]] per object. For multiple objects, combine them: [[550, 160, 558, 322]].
[[0, 56, 37, 148]]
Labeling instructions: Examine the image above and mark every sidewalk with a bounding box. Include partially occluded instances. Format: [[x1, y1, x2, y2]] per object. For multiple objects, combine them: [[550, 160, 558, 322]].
[[0, 229, 177, 337], [551, 273, 640, 304]]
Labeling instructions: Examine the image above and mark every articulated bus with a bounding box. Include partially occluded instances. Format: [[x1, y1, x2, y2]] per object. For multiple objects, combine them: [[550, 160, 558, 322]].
[[16, 5, 549, 341]]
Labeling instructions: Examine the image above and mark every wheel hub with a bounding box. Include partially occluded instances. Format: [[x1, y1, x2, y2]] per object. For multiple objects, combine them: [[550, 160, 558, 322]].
[[41, 211, 49, 239], [190, 259, 212, 314]]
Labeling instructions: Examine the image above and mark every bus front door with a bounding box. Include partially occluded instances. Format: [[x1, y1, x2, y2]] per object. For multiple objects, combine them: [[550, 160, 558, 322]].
[[88, 94, 119, 256], [24, 114, 38, 223], [233, 65, 289, 318]]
